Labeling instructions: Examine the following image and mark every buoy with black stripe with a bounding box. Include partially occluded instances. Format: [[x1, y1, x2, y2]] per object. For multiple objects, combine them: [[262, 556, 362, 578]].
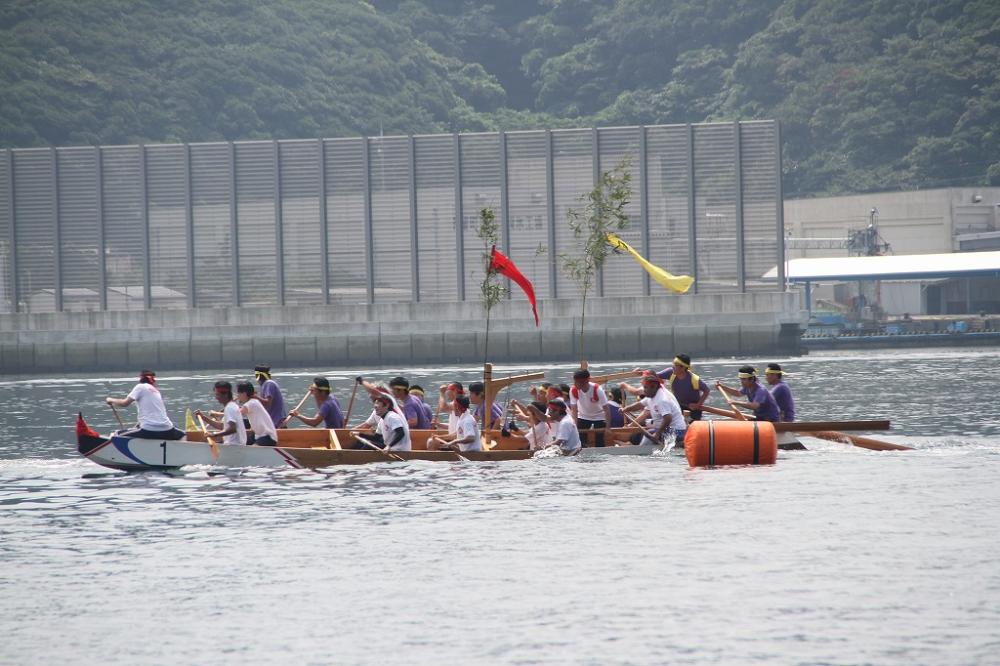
[[685, 420, 778, 467]]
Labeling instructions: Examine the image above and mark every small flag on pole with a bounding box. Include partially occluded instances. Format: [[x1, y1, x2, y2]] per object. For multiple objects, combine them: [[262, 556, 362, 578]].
[[606, 232, 694, 294], [489, 246, 540, 326]]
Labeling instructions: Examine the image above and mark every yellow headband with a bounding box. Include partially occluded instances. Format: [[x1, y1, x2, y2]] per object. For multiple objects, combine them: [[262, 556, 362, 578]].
[[672, 357, 690, 369], [255, 370, 271, 380], [765, 369, 784, 375], [738, 372, 756, 379], [310, 384, 331, 392], [408, 388, 424, 396]]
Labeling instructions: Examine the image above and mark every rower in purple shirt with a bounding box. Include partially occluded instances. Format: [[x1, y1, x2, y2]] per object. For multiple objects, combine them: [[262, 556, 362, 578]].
[[254, 364, 287, 428], [469, 381, 503, 429], [655, 353, 712, 420], [389, 376, 432, 429], [764, 363, 796, 422], [716, 365, 781, 422], [408, 385, 435, 429]]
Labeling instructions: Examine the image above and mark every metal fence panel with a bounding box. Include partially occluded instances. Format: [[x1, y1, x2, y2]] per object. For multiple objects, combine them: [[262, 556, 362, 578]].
[[740, 122, 780, 291], [13, 149, 55, 312], [146, 144, 189, 308], [414, 134, 458, 302], [369, 136, 412, 303], [101, 146, 146, 310], [57, 147, 101, 311], [693, 124, 739, 293], [279, 140, 323, 306], [460, 133, 502, 298], [234, 141, 277, 306], [552, 129, 593, 299], [0, 151, 11, 313], [597, 127, 644, 297], [505, 131, 550, 302], [646, 125, 693, 285], [190, 143, 233, 307], [325, 138, 368, 305]]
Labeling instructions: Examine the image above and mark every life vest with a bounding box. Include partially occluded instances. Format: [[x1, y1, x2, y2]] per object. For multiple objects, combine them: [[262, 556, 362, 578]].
[[571, 383, 600, 402], [668, 372, 700, 391]]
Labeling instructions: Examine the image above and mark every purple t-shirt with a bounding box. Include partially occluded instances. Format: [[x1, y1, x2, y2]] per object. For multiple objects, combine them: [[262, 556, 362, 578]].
[[475, 401, 503, 429], [607, 401, 624, 428], [741, 383, 780, 422], [318, 395, 344, 428], [769, 381, 795, 422], [403, 395, 432, 429], [656, 368, 708, 408], [260, 379, 286, 426]]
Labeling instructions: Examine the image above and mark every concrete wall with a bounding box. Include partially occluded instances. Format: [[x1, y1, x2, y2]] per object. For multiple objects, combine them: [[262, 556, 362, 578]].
[[0, 292, 806, 374]]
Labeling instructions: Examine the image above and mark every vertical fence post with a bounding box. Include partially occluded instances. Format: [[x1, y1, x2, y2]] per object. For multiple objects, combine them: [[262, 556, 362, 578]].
[[409, 135, 420, 302], [140, 144, 151, 309], [774, 120, 786, 291], [453, 133, 465, 301], [51, 147, 63, 312], [592, 127, 603, 297], [184, 143, 195, 308], [639, 126, 651, 296], [734, 121, 746, 293], [273, 140, 285, 306], [317, 138, 330, 306], [546, 130, 557, 299], [5, 149, 17, 313], [687, 123, 698, 293], [229, 141, 240, 306], [95, 147, 107, 311], [362, 137, 375, 304]]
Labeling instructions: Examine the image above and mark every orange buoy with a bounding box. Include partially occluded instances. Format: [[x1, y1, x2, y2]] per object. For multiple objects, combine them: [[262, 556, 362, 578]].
[[685, 420, 778, 467]]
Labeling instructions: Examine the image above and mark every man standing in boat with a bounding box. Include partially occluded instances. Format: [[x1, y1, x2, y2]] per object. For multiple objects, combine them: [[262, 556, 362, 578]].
[[254, 365, 287, 428], [286, 376, 344, 428], [622, 354, 710, 420], [196, 381, 247, 445], [547, 398, 581, 455], [716, 366, 781, 422], [236, 381, 278, 446], [622, 372, 686, 447], [428, 396, 480, 452], [105, 369, 185, 440], [569, 368, 612, 447], [764, 363, 796, 422]]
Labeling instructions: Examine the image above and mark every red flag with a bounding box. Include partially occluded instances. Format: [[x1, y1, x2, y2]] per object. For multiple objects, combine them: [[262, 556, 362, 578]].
[[489, 246, 540, 326]]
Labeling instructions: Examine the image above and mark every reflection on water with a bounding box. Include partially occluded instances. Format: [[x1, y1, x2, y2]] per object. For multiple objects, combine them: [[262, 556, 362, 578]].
[[2, 349, 999, 665]]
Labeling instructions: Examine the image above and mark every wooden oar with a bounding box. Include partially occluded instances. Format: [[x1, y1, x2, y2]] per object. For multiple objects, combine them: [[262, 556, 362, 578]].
[[196, 414, 220, 460], [108, 403, 125, 429], [350, 431, 405, 462], [344, 377, 361, 426], [805, 430, 912, 452], [715, 384, 747, 421], [278, 390, 312, 428]]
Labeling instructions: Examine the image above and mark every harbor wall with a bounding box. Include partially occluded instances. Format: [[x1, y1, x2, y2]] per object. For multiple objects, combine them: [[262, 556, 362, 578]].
[[0, 291, 805, 374]]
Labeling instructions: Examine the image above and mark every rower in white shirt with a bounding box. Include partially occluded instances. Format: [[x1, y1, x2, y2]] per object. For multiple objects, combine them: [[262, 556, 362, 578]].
[[547, 398, 581, 455], [196, 380, 247, 445], [622, 371, 686, 447], [236, 381, 278, 446], [428, 396, 481, 452]]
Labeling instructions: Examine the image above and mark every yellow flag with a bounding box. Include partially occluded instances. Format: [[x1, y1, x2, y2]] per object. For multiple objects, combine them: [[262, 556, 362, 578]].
[[185, 408, 197, 432], [606, 232, 694, 294]]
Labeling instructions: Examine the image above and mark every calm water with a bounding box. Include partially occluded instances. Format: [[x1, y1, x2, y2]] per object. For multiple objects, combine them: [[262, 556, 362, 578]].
[[2, 349, 999, 665]]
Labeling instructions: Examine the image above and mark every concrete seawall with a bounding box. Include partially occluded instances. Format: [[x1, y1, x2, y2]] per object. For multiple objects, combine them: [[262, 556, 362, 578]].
[[0, 292, 805, 374]]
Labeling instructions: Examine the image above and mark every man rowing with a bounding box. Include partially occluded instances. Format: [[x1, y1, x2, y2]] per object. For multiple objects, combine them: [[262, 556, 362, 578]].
[[546, 398, 581, 455], [105, 369, 185, 440], [389, 376, 432, 429], [469, 381, 503, 429], [569, 368, 612, 447], [622, 371, 686, 447], [428, 396, 480, 452], [623, 353, 710, 420], [508, 399, 552, 450], [236, 381, 278, 446], [437, 381, 464, 434], [254, 364, 287, 428], [409, 385, 435, 427], [764, 363, 796, 422], [286, 376, 344, 428], [716, 366, 781, 422], [196, 381, 247, 445]]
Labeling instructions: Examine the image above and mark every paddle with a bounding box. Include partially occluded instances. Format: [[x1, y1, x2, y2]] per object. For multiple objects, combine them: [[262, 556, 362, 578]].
[[277, 390, 312, 428], [805, 430, 912, 452], [350, 431, 405, 462], [715, 383, 748, 421], [620, 408, 660, 445], [195, 413, 221, 460], [108, 403, 126, 429], [344, 376, 361, 426]]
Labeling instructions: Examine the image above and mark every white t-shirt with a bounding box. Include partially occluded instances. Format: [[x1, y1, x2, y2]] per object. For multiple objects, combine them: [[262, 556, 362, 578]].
[[242, 398, 277, 441], [446, 402, 459, 435], [127, 383, 174, 431], [555, 414, 581, 453], [220, 400, 247, 446], [642, 388, 684, 434], [378, 410, 411, 451], [570, 382, 609, 421], [525, 422, 551, 451], [454, 411, 481, 452]]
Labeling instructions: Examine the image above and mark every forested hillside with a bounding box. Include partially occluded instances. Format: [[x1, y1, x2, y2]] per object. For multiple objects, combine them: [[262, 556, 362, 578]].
[[2, 0, 998, 196]]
